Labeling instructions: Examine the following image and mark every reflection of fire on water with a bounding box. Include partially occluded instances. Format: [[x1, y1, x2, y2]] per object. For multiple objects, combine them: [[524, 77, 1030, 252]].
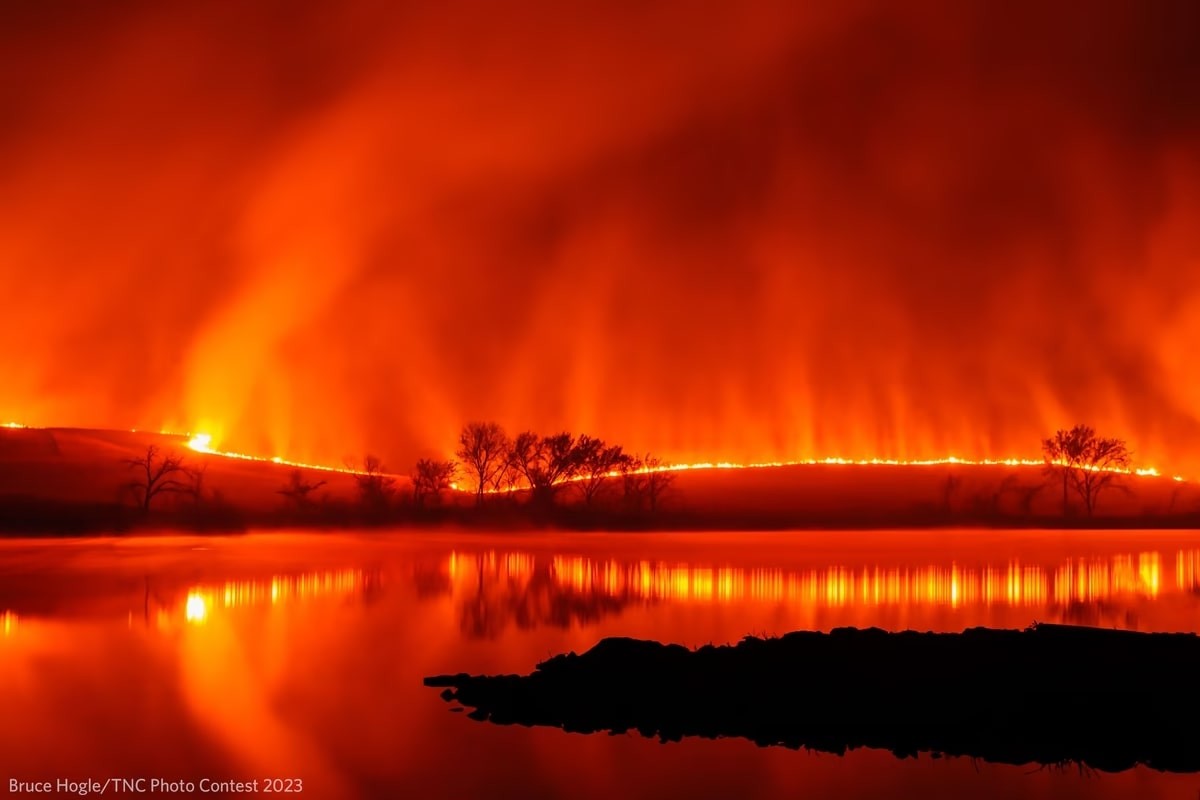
[[175, 569, 368, 627], [1, 610, 15, 637], [445, 549, 1197, 612]]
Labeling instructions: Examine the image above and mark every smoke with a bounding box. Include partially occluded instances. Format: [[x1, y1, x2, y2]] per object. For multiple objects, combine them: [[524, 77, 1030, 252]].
[[2, 1, 1199, 473]]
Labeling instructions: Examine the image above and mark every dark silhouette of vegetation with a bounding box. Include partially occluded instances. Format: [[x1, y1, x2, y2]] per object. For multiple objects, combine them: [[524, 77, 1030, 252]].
[[121, 445, 191, 512], [574, 435, 627, 507], [509, 431, 582, 507], [428, 624, 1200, 773], [277, 469, 327, 509], [182, 462, 208, 505], [998, 475, 1045, 516], [1042, 425, 1132, 517], [940, 474, 961, 513], [352, 455, 396, 513], [456, 422, 509, 506], [621, 454, 675, 511], [8, 419, 1189, 535], [412, 458, 457, 507]]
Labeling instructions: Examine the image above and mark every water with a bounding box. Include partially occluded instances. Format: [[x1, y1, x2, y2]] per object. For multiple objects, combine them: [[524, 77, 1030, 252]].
[[2, 529, 1199, 799]]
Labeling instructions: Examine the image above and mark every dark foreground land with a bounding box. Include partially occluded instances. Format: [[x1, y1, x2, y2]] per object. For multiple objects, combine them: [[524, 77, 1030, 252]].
[[427, 624, 1200, 773]]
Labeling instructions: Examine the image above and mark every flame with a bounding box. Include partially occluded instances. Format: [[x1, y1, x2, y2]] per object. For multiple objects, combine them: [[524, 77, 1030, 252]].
[[1, 421, 1189, 484], [180, 430, 394, 477], [187, 432, 214, 452]]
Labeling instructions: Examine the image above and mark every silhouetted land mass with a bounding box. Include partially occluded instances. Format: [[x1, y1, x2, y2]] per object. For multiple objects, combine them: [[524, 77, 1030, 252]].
[[427, 624, 1200, 773]]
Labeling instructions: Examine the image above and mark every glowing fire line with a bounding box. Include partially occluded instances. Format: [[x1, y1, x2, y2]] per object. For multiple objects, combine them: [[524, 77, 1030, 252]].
[[182, 432, 1185, 488], [0, 421, 1187, 485], [183, 433, 389, 477]]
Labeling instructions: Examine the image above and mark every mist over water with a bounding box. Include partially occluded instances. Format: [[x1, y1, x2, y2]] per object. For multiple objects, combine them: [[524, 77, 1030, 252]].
[[2, 2, 1199, 472]]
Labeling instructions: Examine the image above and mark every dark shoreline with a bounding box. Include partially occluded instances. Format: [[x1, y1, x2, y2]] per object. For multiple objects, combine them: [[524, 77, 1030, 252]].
[[427, 623, 1200, 773], [2, 502, 1200, 537]]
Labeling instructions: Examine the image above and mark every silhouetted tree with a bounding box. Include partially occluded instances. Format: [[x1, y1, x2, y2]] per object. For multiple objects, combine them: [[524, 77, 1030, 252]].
[[510, 431, 582, 506], [1042, 425, 1131, 517], [456, 422, 509, 506], [941, 474, 962, 514], [353, 455, 396, 512], [575, 435, 626, 507], [998, 474, 1045, 516], [621, 454, 674, 512], [413, 458, 457, 507], [277, 469, 328, 509], [121, 445, 189, 512], [182, 463, 209, 505]]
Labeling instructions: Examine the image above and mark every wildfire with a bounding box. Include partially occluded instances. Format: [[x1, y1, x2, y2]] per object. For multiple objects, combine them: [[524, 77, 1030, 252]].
[[182, 431, 391, 477], [0, 421, 1187, 484], [611, 455, 1167, 481]]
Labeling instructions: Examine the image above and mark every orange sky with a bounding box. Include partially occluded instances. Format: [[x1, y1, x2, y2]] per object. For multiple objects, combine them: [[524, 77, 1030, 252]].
[[1, 1, 1199, 473]]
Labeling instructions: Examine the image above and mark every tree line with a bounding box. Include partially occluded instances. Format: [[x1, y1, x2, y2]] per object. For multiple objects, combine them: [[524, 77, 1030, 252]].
[[116, 421, 1143, 522], [270, 422, 676, 517]]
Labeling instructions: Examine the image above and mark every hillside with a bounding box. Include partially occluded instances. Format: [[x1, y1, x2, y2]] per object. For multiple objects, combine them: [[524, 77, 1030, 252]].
[[0, 426, 1196, 532]]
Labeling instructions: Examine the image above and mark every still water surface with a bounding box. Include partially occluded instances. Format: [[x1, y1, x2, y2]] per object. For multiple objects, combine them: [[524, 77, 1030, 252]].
[[1, 529, 1199, 798]]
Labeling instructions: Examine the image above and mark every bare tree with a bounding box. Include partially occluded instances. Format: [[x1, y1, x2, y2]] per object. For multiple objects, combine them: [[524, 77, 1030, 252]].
[[412, 458, 457, 508], [353, 455, 396, 511], [277, 469, 328, 509], [456, 422, 509, 506], [122, 445, 190, 512], [182, 463, 209, 505], [575, 435, 626, 507], [509, 431, 582, 506], [621, 453, 675, 512], [1042, 425, 1132, 517], [642, 455, 675, 511], [940, 474, 962, 514], [998, 474, 1046, 516]]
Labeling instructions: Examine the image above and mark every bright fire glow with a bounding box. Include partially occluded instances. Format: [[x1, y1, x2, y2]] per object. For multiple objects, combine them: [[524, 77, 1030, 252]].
[[1, 610, 15, 637], [172, 570, 365, 628], [0, 421, 1189, 484], [445, 548, 1187, 611], [184, 592, 208, 623], [180, 431, 393, 477]]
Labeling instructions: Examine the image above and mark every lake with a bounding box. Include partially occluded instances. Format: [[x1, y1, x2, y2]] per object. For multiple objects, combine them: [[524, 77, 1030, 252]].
[[1, 529, 1198, 798]]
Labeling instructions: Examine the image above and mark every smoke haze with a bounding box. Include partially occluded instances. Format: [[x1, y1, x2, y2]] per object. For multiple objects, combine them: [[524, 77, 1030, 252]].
[[2, 1, 1199, 473]]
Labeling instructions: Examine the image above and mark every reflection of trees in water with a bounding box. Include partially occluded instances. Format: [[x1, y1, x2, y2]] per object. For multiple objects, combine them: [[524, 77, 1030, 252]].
[[413, 547, 1200, 639], [457, 560, 631, 640], [1051, 600, 1139, 630], [410, 562, 452, 599]]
